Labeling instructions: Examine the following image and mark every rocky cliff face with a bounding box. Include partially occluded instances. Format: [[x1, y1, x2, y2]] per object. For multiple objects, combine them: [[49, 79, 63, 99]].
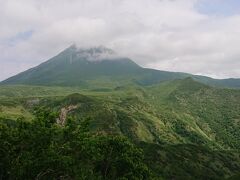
[[57, 105, 78, 126]]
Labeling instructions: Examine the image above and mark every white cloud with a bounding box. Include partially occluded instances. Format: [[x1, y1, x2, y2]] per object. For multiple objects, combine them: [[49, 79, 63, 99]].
[[0, 0, 240, 80]]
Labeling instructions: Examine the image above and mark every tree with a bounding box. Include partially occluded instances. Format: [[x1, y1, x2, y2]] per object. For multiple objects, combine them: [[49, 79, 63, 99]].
[[0, 108, 152, 179], [90, 136, 151, 179]]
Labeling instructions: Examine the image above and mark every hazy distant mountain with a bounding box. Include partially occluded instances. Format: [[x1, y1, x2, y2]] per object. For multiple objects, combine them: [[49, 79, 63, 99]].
[[1, 45, 240, 88]]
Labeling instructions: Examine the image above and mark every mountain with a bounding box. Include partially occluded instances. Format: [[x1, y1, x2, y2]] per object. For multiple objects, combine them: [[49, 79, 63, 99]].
[[1, 45, 240, 88], [0, 77, 240, 179], [0, 45, 142, 87], [1, 45, 240, 179], [1, 78, 239, 149]]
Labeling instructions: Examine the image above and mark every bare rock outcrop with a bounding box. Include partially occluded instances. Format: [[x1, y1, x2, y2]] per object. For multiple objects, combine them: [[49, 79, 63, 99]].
[[57, 105, 78, 126]]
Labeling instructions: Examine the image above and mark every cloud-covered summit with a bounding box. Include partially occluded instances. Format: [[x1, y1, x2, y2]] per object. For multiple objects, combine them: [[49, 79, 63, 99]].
[[68, 44, 121, 62], [0, 0, 240, 80]]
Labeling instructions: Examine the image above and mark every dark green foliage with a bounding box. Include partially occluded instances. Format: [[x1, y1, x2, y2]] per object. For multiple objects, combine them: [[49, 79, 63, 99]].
[[140, 142, 240, 180], [0, 109, 150, 180], [167, 78, 240, 148], [90, 136, 150, 179], [0, 77, 240, 179], [228, 174, 240, 180]]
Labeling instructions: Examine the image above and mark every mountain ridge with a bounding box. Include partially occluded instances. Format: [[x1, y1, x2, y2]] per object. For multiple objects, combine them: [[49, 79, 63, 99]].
[[0, 67, 240, 179], [1, 45, 240, 88]]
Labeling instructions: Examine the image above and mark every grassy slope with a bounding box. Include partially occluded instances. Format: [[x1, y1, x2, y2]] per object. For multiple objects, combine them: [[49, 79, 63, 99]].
[[0, 85, 84, 120], [0, 80, 239, 148], [0, 78, 240, 149], [0, 79, 240, 179]]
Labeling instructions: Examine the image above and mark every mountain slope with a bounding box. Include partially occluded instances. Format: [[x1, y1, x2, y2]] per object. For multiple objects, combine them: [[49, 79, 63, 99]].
[[147, 78, 240, 148], [1, 45, 240, 88], [1, 45, 142, 86], [0, 78, 240, 179], [2, 78, 239, 149]]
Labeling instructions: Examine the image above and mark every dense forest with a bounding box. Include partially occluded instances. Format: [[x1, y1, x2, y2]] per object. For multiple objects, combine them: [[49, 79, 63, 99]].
[[0, 78, 240, 179], [0, 109, 150, 179]]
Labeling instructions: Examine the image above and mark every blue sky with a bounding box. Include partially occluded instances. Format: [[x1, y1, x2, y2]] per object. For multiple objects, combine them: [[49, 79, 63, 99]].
[[0, 0, 240, 80], [196, 0, 240, 16], [5, 30, 34, 46]]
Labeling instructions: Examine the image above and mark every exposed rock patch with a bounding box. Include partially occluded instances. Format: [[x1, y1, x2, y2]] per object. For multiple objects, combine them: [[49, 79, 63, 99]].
[[57, 105, 78, 126]]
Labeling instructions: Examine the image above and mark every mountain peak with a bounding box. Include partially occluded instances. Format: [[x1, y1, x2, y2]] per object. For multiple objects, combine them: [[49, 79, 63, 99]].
[[1, 45, 240, 88], [0, 44, 141, 86], [63, 44, 117, 62]]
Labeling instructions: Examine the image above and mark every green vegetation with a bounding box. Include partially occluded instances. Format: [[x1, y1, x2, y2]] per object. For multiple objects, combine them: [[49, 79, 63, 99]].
[[141, 143, 240, 179], [0, 46, 240, 179], [143, 78, 240, 148], [0, 77, 240, 179], [0, 110, 150, 179], [1, 45, 240, 88]]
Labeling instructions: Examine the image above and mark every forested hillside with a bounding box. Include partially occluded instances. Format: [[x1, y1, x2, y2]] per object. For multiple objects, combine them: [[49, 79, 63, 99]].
[[0, 78, 240, 179]]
